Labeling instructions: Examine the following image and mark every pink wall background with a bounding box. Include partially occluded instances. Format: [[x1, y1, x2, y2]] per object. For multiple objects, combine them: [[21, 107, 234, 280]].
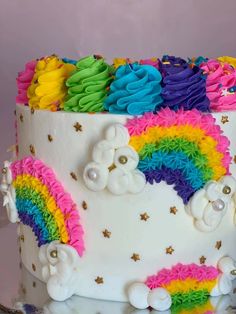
[[0, 0, 235, 302]]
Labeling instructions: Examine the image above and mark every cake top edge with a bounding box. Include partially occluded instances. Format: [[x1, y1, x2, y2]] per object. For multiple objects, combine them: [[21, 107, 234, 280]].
[[16, 54, 236, 115]]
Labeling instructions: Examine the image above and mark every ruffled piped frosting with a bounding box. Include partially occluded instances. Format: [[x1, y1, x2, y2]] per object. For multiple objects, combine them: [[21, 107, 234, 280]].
[[104, 63, 163, 115], [16, 60, 37, 104], [27, 55, 75, 111], [200, 59, 236, 111], [64, 55, 113, 112], [160, 55, 210, 112]]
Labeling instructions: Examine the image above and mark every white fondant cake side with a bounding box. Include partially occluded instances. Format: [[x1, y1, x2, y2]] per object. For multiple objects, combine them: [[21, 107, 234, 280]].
[[16, 105, 236, 302]]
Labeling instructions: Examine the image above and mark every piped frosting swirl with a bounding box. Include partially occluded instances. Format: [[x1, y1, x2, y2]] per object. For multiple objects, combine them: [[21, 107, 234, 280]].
[[104, 63, 163, 115], [27, 55, 75, 111], [64, 56, 113, 112], [160, 55, 210, 112], [16, 60, 37, 104]]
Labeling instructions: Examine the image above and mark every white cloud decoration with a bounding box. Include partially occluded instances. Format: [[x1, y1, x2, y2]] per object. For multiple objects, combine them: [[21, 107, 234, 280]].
[[83, 124, 146, 195], [39, 240, 80, 301], [186, 175, 236, 232], [0, 160, 19, 223]]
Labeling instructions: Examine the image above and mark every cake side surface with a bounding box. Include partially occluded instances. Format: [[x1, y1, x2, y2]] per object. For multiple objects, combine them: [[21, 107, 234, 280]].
[[14, 104, 236, 302]]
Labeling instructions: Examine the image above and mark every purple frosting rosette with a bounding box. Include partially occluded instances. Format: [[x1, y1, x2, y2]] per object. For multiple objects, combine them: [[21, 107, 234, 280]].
[[159, 55, 210, 112]]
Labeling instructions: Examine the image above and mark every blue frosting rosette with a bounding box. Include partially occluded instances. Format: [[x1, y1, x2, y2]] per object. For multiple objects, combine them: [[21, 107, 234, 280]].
[[104, 63, 163, 115], [160, 55, 210, 112]]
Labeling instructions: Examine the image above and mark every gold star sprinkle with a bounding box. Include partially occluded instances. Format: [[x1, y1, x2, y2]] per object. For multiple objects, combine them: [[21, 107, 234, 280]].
[[166, 246, 174, 255], [199, 256, 206, 264], [33, 281, 36, 288], [82, 201, 88, 210], [170, 206, 178, 215], [20, 114, 24, 122], [31, 108, 35, 114], [20, 235, 24, 242], [73, 122, 83, 132], [29, 144, 35, 156], [140, 212, 150, 221], [234, 155, 236, 164], [131, 253, 140, 262], [32, 263, 36, 272], [221, 115, 229, 124], [70, 172, 78, 181], [215, 241, 222, 250], [95, 276, 104, 284], [102, 229, 111, 238], [48, 134, 53, 142]]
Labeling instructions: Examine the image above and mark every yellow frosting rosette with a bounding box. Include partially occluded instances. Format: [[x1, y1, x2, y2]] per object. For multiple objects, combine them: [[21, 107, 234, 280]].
[[217, 56, 236, 69], [27, 55, 75, 110]]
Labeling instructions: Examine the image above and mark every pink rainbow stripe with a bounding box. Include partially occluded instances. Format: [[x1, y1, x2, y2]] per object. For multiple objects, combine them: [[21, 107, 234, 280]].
[[145, 263, 219, 289]]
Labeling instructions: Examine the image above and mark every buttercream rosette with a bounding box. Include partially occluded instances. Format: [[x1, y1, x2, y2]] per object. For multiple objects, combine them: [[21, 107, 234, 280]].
[[160, 55, 210, 112], [200, 59, 236, 111], [64, 55, 113, 112], [27, 55, 75, 111], [104, 63, 163, 115], [16, 60, 37, 104]]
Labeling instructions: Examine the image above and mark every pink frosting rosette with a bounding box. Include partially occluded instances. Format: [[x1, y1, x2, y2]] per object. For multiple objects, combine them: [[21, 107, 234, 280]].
[[200, 59, 236, 111], [16, 60, 37, 104]]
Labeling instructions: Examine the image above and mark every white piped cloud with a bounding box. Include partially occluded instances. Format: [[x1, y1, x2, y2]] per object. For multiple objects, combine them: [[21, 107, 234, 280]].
[[0, 160, 19, 223], [83, 124, 145, 195], [39, 241, 80, 301], [186, 176, 236, 232]]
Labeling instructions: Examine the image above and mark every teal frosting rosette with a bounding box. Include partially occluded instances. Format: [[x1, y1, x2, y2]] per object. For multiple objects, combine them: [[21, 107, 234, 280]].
[[104, 63, 163, 115]]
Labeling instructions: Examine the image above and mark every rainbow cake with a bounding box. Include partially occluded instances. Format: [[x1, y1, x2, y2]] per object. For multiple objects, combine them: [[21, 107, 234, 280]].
[[1, 54, 236, 311]]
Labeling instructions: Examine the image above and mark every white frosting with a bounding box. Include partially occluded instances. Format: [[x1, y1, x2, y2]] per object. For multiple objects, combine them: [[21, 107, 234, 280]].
[[0, 160, 19, 223], [83, 123, 145, 194], [127, 282, 150, 309], [39, 241, 81, 301], [147, 288, 172, 311], [186, 176, 236, 232], [15, 106, 236, 302]]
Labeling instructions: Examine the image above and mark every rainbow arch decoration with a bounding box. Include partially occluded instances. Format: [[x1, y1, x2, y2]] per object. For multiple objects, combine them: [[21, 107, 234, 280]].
[[145, 263, 219, 309], [10, 156, 84, 256], [126, 108, 231, 204]]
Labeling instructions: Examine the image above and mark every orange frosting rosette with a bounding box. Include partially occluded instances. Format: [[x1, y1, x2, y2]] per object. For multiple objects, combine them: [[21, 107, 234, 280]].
[[27, 55, 75, 110]]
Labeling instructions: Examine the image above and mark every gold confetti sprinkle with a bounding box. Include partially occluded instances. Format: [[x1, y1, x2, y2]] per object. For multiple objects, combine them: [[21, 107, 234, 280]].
[[102, 229, 111, 238], [215, 241, 222, 250], [29, 144, 35, 156], [70, 172, 78, 181], [131, 253, 140, 262], [140, 212, 150, 221], [32, 263, 36, 272], [20, 235, 24, 242], [82, 201, 88, 210], [170, 206, 178, 215], [20, 114, 24, 122], [199, 256, 206, 264], [234, 155, 236, 164], [73, 122, 83, 132], [33, 281, 36, 288], [31, 108, 35, 114], [166, 246, 174, 255], [221, 115, 229, 124], [95, 276, 104, 284], [108, 163, 116, 172], [48, 134, 53, 142]]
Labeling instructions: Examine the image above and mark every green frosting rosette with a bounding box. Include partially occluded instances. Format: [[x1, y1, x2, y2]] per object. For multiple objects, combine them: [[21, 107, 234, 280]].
[[64, 56, 113, 112]]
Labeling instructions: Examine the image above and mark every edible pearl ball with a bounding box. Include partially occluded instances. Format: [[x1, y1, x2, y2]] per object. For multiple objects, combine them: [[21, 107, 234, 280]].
[[212, 199, 225, 211], [119, 155, 128, 164], [87, 168, 98, 181], [50, 250, 58, 258], [230, 269, 236, 276], [128, 282, 150, 309], [222, 185, 231, 194]]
